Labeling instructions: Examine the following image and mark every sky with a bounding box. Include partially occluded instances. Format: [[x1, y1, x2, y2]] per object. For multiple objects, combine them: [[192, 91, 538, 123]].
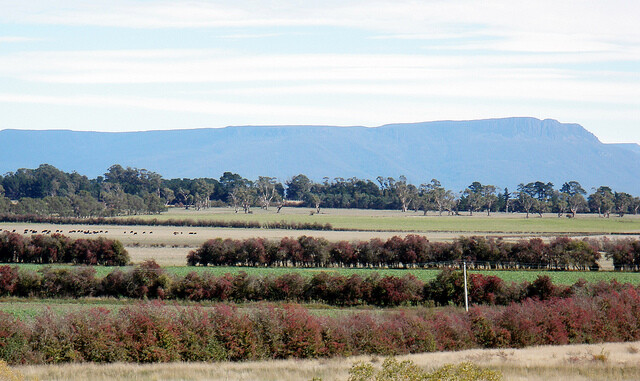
[[1, 0, 639, 143]]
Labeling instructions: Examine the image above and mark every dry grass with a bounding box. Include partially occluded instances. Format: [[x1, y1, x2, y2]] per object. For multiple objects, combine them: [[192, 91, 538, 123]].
[[13, 341, 640, 381], [0, 222, 457, 248], [126, 246, 191, 266]]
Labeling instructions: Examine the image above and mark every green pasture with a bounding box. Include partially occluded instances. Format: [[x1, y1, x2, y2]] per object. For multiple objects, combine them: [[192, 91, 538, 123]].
[[0, 298, 380, 321], [11, 263, 640, 285], [134, 208, 640, 234]]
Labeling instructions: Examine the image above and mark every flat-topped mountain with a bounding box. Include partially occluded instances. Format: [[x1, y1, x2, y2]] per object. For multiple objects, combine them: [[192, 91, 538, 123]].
[[1, 117, 638, 192]]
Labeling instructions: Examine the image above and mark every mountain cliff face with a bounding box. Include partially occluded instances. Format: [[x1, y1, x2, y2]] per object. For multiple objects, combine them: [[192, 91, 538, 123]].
[[1, 117, 638, 193]]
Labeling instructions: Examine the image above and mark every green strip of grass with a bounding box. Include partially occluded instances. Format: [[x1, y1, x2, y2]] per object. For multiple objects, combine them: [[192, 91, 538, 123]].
[[132, 210, 640, 233], [10, 263, 640, 285], [0, 298, 384, 320]]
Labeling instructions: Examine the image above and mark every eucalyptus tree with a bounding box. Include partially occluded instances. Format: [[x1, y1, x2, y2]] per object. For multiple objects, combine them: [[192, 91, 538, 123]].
[[561, 181, 587, 218], [614, 192, 633, 217], [588, 186, 615, 217], [462, 181, 485, 216], [255, 176, 280, 210], [516, 184, 536, 218], [481, 185, 498, 216], [392, 175, 415, 212], [421, 179, 455, 216], [286, 174, 312, 200]]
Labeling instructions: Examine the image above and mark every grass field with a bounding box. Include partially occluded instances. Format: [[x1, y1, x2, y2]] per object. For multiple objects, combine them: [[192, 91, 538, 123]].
[[136, 207, 640, 234], [0, 297, 386, 321], [12, 341, 640, 381], [12, 263, 640, 284]]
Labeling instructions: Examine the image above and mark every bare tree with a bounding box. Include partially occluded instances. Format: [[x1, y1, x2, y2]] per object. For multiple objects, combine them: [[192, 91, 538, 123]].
[[256, 176, 279, 210], [230, 187, 241, 213]]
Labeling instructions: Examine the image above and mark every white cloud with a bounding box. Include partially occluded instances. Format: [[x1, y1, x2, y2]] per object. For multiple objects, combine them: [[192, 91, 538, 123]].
[[218, 33, 285, 39], [3, 1, 639, 49], [0, 36, 41, 43], [2, 49, 639, 84]]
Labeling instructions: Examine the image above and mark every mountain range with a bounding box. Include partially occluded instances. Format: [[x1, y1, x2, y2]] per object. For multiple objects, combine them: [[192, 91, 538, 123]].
[[1, 117, 639, 193]]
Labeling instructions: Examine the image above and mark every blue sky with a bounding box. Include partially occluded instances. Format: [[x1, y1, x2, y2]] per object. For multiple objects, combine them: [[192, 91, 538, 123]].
[[1, 0, 639, 143]]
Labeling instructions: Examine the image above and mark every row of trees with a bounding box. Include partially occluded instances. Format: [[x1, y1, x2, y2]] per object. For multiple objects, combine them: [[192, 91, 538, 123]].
[[2, 164, 639, 217], [0, 261, 629, 308], [0, 232, 129, 265], [187, 235, 607, 271]]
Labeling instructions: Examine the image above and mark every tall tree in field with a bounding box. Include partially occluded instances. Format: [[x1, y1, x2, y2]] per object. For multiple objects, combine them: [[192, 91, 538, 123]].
[[561, 181, 587, 218], [393, 175, 415, 212], [517, 183, 536, 218], [421, 179, 454, 216], [588, 186, 615, 217], [633, 197, 640, 215], [286, 174, 312, 200], [191, 179, 213, 210], [235, 187, 256, 214], [614, 192, 633, 217], [462, 181, 484, 216], [551, 190, 569, 217], [503, 187, 511, 213], [531, 181, 555, 201], [219, 172, 249, 201], [481, 185, 498, 216], [255, 176, 280, 210]]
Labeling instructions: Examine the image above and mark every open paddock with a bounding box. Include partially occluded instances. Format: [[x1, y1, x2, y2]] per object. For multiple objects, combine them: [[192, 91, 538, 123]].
[[1, 222, 582, 252], [0, 298, 380, 321], [135, 207, 640, 234]]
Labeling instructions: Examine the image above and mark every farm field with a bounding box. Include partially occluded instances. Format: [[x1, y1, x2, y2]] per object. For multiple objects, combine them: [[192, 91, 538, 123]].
[[136, 207, 640, 234], [12, 340, 640, 381], [0, 222, 466, 247], [11, 263, 640, 284], [0, 298, 382, 321], [3, 208, 640, 379]]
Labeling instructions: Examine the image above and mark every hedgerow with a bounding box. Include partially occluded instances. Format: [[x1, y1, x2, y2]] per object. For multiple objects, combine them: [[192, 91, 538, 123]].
[[188, 235, 607, 270], [3, 286, 640, 365], [1, 262, 638, 308], [0, 232, 128, 265]]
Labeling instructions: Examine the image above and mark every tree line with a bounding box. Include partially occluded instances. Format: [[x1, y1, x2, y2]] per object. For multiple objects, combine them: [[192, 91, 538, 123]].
[[1, 163, 639, 217], [0, 260, 632, 308], [187, 235, 615, 271]]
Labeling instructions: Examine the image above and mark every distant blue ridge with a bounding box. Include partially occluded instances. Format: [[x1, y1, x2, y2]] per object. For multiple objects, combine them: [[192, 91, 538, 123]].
[[1, 117, 639, 193]]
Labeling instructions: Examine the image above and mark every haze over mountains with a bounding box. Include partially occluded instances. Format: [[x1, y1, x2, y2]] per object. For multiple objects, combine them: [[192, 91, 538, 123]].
[[1, 117, 639, 193]]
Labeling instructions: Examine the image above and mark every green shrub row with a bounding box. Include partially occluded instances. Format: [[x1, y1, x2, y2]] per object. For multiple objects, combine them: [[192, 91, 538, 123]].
[[0, 262, 632, 307]]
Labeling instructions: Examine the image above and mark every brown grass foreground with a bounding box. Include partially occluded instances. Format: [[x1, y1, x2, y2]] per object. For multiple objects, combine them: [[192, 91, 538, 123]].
[[12, 341, 640, 381]]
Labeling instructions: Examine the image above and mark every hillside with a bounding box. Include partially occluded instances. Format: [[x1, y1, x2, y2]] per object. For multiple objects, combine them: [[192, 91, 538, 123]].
[[1, 117, 639, 192]]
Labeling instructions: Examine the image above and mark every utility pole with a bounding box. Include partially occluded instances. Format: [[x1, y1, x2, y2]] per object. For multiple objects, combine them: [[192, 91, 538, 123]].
[[463, 261, 469, 312]]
